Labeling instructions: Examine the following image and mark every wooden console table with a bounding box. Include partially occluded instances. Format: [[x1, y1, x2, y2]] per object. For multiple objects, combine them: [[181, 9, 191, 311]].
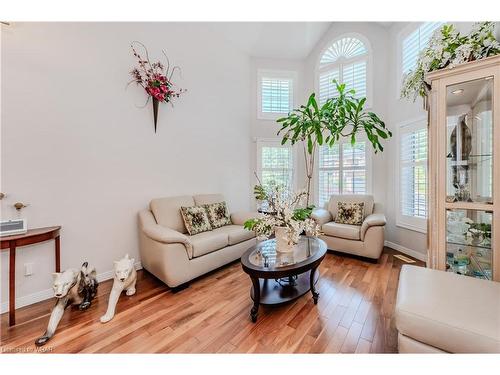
[[1, 226, 61, 326]]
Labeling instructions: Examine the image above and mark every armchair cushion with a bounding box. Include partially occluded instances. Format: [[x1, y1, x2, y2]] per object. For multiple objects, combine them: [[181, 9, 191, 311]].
[[142, 223, 194, 259], [322, 222, 360, 240], [328, 194, 374, 220], [311, 208, 333, 226], [360, 213, 386, 241], [335, 202, 365, 225]]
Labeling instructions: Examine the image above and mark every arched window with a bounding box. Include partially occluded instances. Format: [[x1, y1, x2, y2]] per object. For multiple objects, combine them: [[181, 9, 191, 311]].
[[317, 35, 370, 105]]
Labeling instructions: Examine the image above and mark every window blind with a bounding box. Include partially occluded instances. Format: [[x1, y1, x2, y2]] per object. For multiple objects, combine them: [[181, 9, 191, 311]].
[[400, 127, 427, 218], [318, 142, 367, 207], [319, 69, 340, 104], [402, 22, 443, 75], [342, 61, 367, 99], [261, 77, 292, 114]]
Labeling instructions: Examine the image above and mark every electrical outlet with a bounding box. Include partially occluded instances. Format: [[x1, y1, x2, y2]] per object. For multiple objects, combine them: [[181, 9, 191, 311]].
[[24, 263, 33, 276]]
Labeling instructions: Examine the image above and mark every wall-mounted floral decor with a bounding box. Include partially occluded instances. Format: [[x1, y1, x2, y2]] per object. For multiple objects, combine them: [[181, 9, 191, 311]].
[[401, 22, 500, 101], [129, 41, 185, 133]]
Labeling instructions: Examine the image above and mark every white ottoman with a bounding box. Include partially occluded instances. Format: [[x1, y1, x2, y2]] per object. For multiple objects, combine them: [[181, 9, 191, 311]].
[[395, 265, 500, 353]]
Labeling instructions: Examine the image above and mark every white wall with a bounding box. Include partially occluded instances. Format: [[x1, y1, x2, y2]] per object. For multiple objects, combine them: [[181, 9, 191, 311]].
[[0, 23, 252, 309]]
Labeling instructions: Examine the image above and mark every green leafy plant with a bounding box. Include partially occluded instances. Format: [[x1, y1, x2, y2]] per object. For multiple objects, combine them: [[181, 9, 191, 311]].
[[277, 80, 392, 205], [401, 22, 500, 101]]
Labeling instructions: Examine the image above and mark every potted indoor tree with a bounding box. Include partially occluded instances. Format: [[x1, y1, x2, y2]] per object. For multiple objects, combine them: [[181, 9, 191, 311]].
[[276, 80, 392, 206]]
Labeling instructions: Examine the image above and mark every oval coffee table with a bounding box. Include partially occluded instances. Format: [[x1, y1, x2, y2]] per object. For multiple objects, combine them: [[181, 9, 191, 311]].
[[241, 236, 327, 322]]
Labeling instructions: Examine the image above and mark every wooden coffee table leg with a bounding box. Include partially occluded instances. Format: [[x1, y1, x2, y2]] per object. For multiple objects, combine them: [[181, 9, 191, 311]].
[[55, 235, 61, 272], [250, 277, 260, 322], [9, 242, 16, 326], [310, 267, 319, 305]]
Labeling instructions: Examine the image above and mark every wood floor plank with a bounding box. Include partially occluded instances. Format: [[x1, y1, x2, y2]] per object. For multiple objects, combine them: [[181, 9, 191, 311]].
[[0, 247, 424, 353]]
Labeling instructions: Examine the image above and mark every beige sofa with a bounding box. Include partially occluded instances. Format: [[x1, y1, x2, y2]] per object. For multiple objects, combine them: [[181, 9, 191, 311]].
[[395, 265, 500, 353], [138, 194, 257, 289], [311, 194, 386, 260]]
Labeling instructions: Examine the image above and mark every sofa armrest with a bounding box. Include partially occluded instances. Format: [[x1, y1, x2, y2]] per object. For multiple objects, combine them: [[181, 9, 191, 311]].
[[142, 223, 193, 258], [311, 208, 333, 226], [231, 211, 262, 226], [361, 213, 386, 241]]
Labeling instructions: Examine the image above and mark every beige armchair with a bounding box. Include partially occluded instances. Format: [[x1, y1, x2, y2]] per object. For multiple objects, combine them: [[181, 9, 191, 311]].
[[311, 194, 386, 260], [138, 194, 258, 289]]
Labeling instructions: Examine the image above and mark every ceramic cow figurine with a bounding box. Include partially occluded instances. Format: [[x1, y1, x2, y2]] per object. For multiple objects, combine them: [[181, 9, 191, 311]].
[[100, 254, 137, 323], [35, 262, 98, 346]]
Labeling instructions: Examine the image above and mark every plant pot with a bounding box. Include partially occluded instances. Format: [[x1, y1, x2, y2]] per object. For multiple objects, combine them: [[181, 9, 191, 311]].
[[274, 226, 295, 253]]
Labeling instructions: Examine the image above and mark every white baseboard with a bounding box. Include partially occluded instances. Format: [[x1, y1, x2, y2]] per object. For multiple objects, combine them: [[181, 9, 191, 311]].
[[1, 262, 142, 314], [384, 240, 427, 263]]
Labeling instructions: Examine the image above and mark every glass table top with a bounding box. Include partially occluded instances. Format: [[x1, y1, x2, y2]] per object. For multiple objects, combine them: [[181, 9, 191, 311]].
[[247, 236, 324, 269]]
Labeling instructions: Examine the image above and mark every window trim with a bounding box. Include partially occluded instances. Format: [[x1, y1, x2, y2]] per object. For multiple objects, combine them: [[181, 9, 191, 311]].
[[257, 69, 297, 121], [315, 32, 373, 109], [396, 115, 428, 234], [255, 138, 298, 193], [313, 135, 373, 207]]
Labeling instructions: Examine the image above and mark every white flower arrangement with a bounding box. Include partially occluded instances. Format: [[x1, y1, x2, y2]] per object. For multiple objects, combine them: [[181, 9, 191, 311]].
[[401, 22, 500, 101], [244, 184, 321, 246]]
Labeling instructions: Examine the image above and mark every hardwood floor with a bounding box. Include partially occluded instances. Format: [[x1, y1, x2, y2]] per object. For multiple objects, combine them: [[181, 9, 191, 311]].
[[0, 248, 424, 353]]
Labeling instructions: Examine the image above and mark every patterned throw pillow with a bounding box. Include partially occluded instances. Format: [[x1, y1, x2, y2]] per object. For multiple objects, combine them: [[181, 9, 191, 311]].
[[204, 202, 232, 229], [335, 202, 365, 225], [180, 206, 212, 235]]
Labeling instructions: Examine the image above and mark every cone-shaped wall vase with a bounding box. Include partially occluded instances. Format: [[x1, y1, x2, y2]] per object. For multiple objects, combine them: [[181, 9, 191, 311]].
[[152, 97, 159, 133]]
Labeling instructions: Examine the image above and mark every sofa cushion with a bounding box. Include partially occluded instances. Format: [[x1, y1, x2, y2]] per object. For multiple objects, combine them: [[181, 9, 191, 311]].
[[189, 231, 228, 258], [180, 206, 213, 235], [395, 265, 500, 353], [328, 195, 374, 220], [204, 202, 232, 228], [335, 202, 365, 225], [150, 195, 195, 234], [193, 194, 226, 206], [213, 225, 255, 245], [322, 222, 361, 240]]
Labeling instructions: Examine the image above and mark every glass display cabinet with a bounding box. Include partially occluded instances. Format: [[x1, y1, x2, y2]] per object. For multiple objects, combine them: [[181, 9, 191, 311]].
[[426, 55, 500, 281]]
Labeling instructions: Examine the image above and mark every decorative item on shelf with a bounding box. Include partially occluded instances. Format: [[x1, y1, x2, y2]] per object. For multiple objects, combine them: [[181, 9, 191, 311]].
[[35, 262, 98, 346], [401, 22, 500, 101], [243, 183, 321, 253], [100, 254, 137, 323], [466, 222, 491, 247], [129, 41, 185, 133], [277, 80, 391, 205], [0, 192, 6, 199], [450, 114, 473, 202], [13, 202, 28, 211], [0, 218, 27, 237]]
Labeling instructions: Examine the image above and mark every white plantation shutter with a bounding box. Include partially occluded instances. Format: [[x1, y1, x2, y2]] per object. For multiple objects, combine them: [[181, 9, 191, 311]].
[[257, 141, 294, 192], [319, 69, 340, 104], [318, 141, 367, 207], [342, 61, 367, 99], [402, 22, 444, 75], [318, 37, 369, 105], [261, 77, 293, 114], [399, 123, 428, 231], [318, 144, 340, 206], [320, 37, 367, 67]]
